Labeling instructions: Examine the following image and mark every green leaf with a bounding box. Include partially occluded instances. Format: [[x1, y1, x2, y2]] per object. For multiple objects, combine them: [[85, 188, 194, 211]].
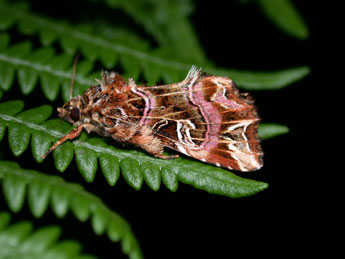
[[42, 118, 75, 171], [161, 66, 183, 84], [18, 68, 39, 94], [18, 48, 54, 95], [0, 212, 95, 258], [141, 162, 161, 191], [31, 129, 53, 163], [142, 61, 161, 86], [75, 140, 98, 183], [8, 123, 30, 156], [107, 219, 123, 242], [71, 191, 91, 222], [259, 123, 289, 140], [99, 47, 118, 69], [103, 0, 207, 64], [0, 161, 143, 259], [28, 180, 51, 218], [20, 226, 61, 253], [0, 10, 15, 30], [91, 206, 108, 236], [161, 166, 178, 192], [258, 0, 309, 39], [60, 34, 78, 55], [39, 28, 58, 46], [18, 17, 37, 35], [0, 35, 92, 100], [80, 41, 99, 61], [0, 3, 310, 91], [120, 158, 143, 191], [176, 160, 268, 197], [4, 41, 31, 58], [0, 33, 10, 51], [99, 153, 120, 186], [54, 141, 74, 172], [8, 105, 52, 156], [2, 175, 27, 212], [0, 221, 33, 245], [46, 240, 82, 258], [0, 61, 15, 91], [205, 66, 311, 90], [50, 186, 70, 218], [121, 54, 141, 81], [0, 211, 11, 230], [17, 105, 52, 124], [0, 101, 276, 198], [0, 100, 24, 116], [40, 73, 61, 101], [0, 100, 25, 142]]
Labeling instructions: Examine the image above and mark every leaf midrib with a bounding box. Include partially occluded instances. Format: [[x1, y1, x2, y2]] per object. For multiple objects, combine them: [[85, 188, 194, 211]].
[[2, 3, 191, 70], [0, 162, 129, 228], [0, 54, 94, 85], [1, 112, 264, 189], [0, 113, 138, 160]]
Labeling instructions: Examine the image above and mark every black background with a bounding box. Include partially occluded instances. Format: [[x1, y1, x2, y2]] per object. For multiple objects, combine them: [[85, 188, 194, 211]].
[[1, 1, 335, 258]]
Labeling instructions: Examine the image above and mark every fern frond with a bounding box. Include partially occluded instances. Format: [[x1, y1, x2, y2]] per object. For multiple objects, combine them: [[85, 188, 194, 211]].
[[0, 162, 143, 259], [257, 0, 309, 40], [0, 33, 95, 101], [0, 100, 286, 197], [258, 123, 289, 140], [99, 0, 207, 64], [0, 211, 96, 259], [0, 2, 310, 90]]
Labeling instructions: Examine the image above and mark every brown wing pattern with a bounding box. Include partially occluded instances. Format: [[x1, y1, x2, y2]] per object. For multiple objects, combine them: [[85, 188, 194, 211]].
[[141, 68, 263, 171]]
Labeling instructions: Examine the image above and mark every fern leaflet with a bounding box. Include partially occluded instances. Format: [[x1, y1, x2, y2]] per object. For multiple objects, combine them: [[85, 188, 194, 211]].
[[0, 33, 95, 101], [257, 0, 309, 39], [99, 0, 207, 64], [0, 2, 310, 90], [0, 211, 96, 259], [0, 162, 143, 259], [0, 100, 283, 197]]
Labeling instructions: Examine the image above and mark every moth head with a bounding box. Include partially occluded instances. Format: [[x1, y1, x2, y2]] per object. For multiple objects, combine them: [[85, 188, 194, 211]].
[[58, 97, 82, 124]]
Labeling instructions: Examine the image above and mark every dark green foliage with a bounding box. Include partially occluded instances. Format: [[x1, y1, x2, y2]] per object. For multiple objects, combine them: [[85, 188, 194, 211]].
[[0, 100, 279, 197], [0, 161, 142, 259], [0, 1, 310, 97], [0, 0, 310, 257], [0, 211, 96, 259], [257, 0, 309, 39]]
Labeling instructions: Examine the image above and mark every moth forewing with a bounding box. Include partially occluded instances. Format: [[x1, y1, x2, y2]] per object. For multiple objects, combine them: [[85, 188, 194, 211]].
[[44, 66, 263, 172]]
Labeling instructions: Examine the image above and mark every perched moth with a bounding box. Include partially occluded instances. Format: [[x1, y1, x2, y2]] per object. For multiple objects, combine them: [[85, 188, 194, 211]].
[[43, 66, 263, 172]]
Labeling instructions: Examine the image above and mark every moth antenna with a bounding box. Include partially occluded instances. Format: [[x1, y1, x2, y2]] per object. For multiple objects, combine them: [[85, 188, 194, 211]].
[[69, 54, 80, 99]]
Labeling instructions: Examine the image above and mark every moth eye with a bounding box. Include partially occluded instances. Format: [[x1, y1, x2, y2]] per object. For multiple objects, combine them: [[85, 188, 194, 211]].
[[70, 107, 80, 121]]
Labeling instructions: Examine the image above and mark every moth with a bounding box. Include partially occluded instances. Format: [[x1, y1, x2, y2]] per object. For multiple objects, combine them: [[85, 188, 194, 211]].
[[43, 66, 263, 172]]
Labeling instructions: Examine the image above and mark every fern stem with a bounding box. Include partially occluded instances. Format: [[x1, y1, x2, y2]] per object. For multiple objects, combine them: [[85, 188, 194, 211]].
[[0, 54, 94, 86], [0, 2, 310, 90], [0, 161, 143, 259], [0, 104, 269, 198]]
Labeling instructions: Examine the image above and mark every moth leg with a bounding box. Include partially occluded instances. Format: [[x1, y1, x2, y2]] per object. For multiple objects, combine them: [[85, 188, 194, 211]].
[[137, 136, 179, 159], [42, 124, 84, 159], [125, 125, 179, 159], [154, 153, 180, 160]]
